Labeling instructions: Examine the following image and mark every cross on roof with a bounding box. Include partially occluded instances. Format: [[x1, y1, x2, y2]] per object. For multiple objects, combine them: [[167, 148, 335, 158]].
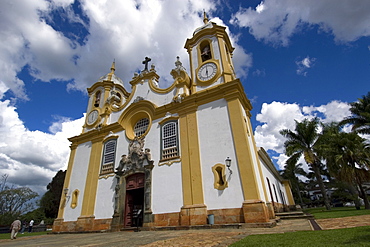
[[142, 57, 151, 71]]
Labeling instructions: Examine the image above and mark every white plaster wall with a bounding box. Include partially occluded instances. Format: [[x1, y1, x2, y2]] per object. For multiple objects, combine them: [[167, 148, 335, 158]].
[[150, 118, 183, 214], [95, 176, 116, 219], [260, 159, 288, 204], [260, 159, 276, 203], [152, 162, 183, 214], [197, 99, 244, 210], [64, 142, 91, 221]]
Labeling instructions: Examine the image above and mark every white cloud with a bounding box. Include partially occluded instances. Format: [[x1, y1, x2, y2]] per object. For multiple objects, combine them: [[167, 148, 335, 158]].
[[230, 0, 370, 46], [0, 0, 254, 195], [0, 99, 84, 195], [0, 0, 251, 98], [254, 100, 351, 170], [296, 56, 316, 76]]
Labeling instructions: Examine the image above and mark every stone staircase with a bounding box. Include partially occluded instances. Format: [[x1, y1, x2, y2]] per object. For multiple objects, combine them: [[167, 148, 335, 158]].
[[275, 211, 313, 220]]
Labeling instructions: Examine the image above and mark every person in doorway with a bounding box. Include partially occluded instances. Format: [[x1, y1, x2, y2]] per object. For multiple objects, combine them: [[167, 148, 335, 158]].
[[28, 219, 34, 233], [10, 219, 21, 240]]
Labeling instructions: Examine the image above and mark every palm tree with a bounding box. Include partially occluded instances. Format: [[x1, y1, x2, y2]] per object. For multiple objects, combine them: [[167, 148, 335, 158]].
[[341, 92, 370, 134], [319, 123, 370, 209], [280, 118, 331, 210]]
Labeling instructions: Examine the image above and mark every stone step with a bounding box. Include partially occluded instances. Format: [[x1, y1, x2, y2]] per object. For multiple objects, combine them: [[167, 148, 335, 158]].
[[277, 214, 313, 220], [276, 211, 309, 216]]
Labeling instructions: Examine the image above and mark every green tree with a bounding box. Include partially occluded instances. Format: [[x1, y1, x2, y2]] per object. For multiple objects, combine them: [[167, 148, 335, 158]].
[[39, 170, 66, 219], [341, 92, 370, 135], [280, 118, 331, 210], [319, 124, 370, 209], [0, 174, 38, 226]]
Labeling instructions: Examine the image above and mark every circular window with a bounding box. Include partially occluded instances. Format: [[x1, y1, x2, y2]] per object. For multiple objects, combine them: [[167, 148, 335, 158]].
[[134, 118, 149, 137]]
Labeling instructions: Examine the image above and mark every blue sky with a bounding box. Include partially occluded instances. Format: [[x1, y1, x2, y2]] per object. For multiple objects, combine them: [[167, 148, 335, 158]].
[[0, 0, 369, 196]]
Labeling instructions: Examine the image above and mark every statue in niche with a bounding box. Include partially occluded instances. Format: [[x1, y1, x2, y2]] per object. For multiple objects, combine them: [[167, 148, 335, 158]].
[[116, 137, 153, 174]]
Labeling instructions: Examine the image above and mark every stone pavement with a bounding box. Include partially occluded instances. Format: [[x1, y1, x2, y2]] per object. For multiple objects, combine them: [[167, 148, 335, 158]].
[[0, 216, 368, 247]]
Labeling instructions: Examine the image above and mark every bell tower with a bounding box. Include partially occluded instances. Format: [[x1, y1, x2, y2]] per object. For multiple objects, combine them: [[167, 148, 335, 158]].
[[185, 12, 236, 93]]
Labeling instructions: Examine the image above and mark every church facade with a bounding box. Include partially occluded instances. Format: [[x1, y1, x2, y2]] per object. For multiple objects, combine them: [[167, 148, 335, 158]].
[[53, 14, 294, 232]]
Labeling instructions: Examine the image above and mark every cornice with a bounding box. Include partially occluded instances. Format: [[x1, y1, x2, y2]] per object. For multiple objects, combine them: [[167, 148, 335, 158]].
[[258, 147, 284, 181], [68, 122, 124, 145]]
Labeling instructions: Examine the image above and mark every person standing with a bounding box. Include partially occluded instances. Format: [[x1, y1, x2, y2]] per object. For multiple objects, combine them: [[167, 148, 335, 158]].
[[20, 220, 26, 234], [28, 219, 34, 233], [10, 219, 21, 240]]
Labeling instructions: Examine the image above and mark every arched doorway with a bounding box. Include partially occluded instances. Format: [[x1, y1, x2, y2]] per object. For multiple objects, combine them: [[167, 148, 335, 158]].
[[124, 173, 145, 227]]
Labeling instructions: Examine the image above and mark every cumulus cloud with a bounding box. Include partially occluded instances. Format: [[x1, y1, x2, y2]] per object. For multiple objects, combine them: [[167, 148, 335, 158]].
[[254, 100, 351, 170], [296, 56, 316, 76], [0, 99, 84, 195], [230, 0, 370, 46], [0, 0, 254, 195], [0, 0, 251, 96]]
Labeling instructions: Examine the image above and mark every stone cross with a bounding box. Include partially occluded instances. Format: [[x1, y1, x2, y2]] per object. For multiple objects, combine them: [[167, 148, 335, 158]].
[[142, 57, 151, 71]]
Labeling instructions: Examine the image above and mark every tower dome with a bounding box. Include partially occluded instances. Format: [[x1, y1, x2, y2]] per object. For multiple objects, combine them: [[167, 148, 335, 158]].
[[97, 61, 124, 85]]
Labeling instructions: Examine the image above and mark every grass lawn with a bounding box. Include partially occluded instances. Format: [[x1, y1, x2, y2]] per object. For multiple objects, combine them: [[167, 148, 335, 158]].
[[230, 226, 370, 247], [0, 231, 48, 240], [303, 206, 370, 219]]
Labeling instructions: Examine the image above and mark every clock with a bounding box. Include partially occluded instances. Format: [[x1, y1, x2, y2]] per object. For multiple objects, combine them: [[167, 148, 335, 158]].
[[197, 62, 217, 82], [87, 110, 99, 125]]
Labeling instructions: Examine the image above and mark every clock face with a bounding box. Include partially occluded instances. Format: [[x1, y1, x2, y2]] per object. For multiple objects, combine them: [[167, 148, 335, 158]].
[[197, 62, 217, 82], [87, 110, 99, 125]]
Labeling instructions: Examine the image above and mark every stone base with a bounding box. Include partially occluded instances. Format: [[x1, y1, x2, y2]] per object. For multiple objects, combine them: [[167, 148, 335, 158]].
[[266, 202, 275, 219], [52, 217, 112, 233], [207, 208, 244, 224], [242, 200, 269, 223], [180, 204, 207, 226]]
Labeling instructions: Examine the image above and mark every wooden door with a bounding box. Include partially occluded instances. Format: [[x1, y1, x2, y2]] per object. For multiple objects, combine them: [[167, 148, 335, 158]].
[[124, 173, 145, 227]]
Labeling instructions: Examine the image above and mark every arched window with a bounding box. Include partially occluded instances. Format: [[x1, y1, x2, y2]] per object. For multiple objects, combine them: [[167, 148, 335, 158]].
[[200, 40, 212, 62], [134, 118, 149, 137], [94, 91, 101, 107], [101, 139, 117, 174], [161, 121, 179, 160]]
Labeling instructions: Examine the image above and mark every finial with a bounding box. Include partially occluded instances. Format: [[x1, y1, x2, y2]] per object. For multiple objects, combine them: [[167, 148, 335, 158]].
[[108, 60, 115, 81], [203, 10, 209, 24], [110, 60, 116, 73]]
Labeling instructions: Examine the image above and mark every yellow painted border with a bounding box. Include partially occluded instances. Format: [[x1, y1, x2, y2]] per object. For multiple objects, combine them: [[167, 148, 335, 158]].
[[57, 144, 77, 219]]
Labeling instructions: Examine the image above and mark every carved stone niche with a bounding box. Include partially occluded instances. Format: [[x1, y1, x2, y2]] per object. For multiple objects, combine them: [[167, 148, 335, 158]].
[[112, 137, 154, 230]]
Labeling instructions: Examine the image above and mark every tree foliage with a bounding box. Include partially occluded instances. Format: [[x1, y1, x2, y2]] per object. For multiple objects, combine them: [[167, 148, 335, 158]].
[[318, 123, 370, 209], [280, 117, 332, 210], [0, 174, 38, 226], [39, 170, 66, 219], [341, 92, 370, 135]]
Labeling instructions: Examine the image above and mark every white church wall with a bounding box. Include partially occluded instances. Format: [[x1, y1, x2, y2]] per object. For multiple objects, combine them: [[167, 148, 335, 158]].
[[64, 142, 91, 221], [150, 118, 183, 214], [197, 99, 244, 209], [151, 162, 183, 214], [260, 158, 276, 203], [95, 177, 116, 219]]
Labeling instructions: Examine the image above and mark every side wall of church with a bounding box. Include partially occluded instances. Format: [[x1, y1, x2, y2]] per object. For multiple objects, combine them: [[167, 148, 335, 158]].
[[197, 99, 245, 209], [260, 158, 290, 212], [64, 142, 92, 222]]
